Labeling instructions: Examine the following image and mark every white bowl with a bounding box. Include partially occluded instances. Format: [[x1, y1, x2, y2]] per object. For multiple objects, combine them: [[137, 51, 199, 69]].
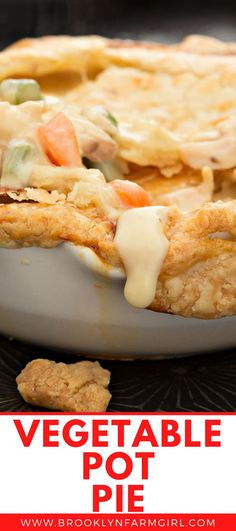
[[0, 244, 235, 358]]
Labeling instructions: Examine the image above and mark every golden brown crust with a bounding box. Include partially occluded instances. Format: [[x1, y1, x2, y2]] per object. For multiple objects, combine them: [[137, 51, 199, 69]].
[[16, 359, 111, 412], [2, 35, 236, 175], [152, 201, 236, 318], [154, 254, 236, 319], [0, 202, 117, 261], [103, 35, 236, 75], [0, 35, 108, 80]]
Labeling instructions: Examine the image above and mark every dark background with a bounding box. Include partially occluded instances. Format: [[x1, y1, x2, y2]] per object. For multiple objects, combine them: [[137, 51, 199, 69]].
[[0, 0, 236, 412], [1, 0, 236, 47]]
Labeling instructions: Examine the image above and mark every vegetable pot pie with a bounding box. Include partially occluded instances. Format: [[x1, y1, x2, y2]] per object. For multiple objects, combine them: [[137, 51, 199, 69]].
[[1, 35, 236, 319]]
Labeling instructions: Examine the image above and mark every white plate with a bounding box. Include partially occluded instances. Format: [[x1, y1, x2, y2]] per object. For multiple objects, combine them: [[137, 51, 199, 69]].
[[0, 244, 235, 358]]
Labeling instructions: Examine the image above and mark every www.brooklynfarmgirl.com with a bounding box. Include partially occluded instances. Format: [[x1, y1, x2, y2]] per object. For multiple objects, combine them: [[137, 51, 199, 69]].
[[0, 413, 235, 530]]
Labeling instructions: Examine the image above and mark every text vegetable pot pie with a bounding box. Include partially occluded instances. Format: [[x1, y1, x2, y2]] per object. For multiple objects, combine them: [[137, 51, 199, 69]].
[[1, 34, 236, 319]]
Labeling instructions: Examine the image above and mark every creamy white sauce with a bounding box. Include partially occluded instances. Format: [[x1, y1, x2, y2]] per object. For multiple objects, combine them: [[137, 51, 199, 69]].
[[114, 206, 171, 308]]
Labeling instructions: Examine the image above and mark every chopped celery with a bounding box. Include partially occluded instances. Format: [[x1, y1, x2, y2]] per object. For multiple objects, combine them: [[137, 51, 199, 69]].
[[105, 109, 118, 128], [1, 141, 32, 188], [0, 79, 42, 104]]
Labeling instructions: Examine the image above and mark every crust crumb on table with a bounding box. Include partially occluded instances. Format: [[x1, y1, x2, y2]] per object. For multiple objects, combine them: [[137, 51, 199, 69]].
[[16, 359, 111, 412]]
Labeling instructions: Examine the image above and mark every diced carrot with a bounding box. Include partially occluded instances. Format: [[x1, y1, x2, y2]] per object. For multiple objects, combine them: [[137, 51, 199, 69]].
[[110, 179, 152, 208], [38, 112, 81, 167]]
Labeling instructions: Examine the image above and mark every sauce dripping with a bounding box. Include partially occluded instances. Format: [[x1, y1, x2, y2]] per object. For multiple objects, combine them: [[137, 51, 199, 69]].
[[114, 206, 171, 308]]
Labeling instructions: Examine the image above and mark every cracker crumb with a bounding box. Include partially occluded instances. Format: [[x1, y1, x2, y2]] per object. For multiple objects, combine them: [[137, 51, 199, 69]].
[[16, 359, 111, 412]]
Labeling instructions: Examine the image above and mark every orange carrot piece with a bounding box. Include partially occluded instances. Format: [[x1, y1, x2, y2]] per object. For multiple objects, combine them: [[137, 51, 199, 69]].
[[38, 112, 81, 167], [110, 179, 152, 208]]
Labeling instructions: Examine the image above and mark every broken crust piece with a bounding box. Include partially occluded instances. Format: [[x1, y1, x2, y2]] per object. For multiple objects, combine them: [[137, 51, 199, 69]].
[[1, 200, 236, 318], [16, 359, 111, 412], [0, 188, 66, 204]]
